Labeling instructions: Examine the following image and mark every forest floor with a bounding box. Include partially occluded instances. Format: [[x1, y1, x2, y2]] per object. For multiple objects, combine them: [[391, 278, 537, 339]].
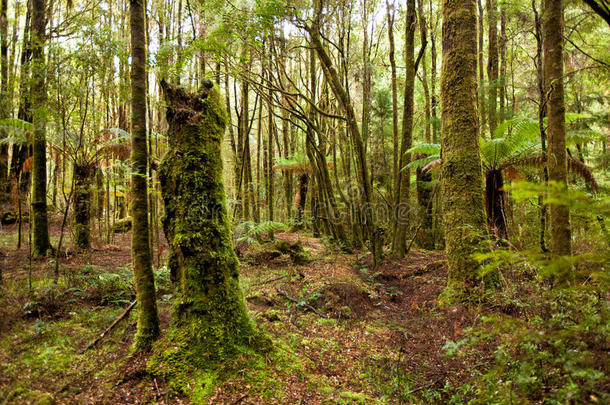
[[0, 215, 607, 404]]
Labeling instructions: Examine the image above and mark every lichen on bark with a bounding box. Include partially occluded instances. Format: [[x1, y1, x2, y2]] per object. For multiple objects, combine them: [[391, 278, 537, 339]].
[[149, 79, 267, 394]]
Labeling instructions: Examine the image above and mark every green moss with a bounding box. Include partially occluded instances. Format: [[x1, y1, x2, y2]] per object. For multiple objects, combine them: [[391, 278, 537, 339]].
[[3, 388, 55, 405]]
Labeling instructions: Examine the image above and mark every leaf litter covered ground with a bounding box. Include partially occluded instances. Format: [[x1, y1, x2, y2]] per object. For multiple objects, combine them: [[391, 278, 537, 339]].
[[0, 221, 592, 404]]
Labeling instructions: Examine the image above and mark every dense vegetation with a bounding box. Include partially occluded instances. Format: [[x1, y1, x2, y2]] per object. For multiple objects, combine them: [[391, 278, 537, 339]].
[[0, 0, 608, 403]]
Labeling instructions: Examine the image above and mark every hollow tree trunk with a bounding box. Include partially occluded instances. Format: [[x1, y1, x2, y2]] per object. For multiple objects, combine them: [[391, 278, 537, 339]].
[[484, 169, 508, 241], [153, 80, 262, 382], [440, 0, 498, 302], [73, 161, 93, 249], [416, 166, 434, 249]]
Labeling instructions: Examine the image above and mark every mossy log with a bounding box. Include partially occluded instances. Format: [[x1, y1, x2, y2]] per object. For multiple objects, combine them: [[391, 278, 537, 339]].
[[150, 79, 266, 391]]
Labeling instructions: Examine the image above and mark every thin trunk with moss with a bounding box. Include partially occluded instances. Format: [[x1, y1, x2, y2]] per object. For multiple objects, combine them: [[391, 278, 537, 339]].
[[129, 0, 160, 352], [391, 0, 416, 258], [543, 0, 572, 282], [31, 0, 50, 257], [439, 0, 498, 303], [487, 0, 499, 138], [73, 161, 93, 249]]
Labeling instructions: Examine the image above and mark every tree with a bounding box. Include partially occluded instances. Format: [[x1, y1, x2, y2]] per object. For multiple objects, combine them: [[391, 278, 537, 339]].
[[543, 0, 572, 282], [30, 0, 51, 257], [151, 79, 264, 388], [129, 0, 159, 351], [391, 0, 416, 257], [439, 0, 498, 301]]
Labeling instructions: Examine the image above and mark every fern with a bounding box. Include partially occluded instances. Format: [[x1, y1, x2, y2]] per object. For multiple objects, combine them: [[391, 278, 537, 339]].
[[403, 143, 441, 171], [0, 117, 34, 145], [234, 220, 287, 245]]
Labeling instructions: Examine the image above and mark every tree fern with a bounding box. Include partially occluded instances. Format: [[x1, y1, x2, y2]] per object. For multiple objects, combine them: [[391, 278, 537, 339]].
[[402, 143, 440, 171]]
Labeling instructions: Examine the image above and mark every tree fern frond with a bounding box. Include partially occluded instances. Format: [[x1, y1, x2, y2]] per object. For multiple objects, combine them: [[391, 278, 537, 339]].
[[406, 143, 441, 156], [504, 154, 600, 192], [403, 154, 440, 171]]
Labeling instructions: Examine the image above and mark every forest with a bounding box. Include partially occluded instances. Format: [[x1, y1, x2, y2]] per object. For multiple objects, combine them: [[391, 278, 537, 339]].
[[0, 0, 608, 403]]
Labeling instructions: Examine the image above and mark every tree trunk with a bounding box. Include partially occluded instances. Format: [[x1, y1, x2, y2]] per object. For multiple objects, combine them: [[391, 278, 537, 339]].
[[416, 167, 434, 249], [484, 169, 508, 240], [0, 0, 8, 200], [293, 173, 309, 230], [31, 0, 51, 257], [385, 0, 399, 198], [129, 0, 159, 351], [477, 0, 486, 137], [153, 80, 263, 384], [440, 0, 498, 302], [73, 161, 93, 249], [487, 0, 499, 138], [543, 0, 572, 282], [391, 0, 415, 258]]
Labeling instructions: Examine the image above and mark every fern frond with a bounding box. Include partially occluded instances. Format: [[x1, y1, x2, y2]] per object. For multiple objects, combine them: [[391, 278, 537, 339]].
[[403, 154, 440, 171], [406, 143, 441, 156], [505, 154, 600, 192]]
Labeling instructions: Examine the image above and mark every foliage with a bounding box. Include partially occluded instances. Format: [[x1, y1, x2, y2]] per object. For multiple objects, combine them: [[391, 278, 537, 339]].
[[235, 220, 287, 245]]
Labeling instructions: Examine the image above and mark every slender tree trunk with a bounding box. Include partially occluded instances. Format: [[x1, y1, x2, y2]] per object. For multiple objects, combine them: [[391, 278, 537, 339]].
[[0, 0, 8, 199], [391, 0, 416, 258], [129, 0, 160, 351], [385, 0, 398, 198], [543, 0, 572, 282], [477, 0, 486, 137], [533, 0, 549, 252], [440, 0, 498, 302], [487, 0, 499, 138], [430, 0, 439, 144], [31, 0, 51, 257], [499, 6, 507, 121]]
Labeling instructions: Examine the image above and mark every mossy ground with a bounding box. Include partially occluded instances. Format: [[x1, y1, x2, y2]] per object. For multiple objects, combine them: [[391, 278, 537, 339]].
[[1, 222, 608, 404]]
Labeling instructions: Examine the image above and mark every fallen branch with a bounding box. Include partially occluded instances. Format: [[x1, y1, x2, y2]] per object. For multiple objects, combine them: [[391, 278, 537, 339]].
[[276, 288, 329, 318], [80, 300, 137, 354], [252, 274, 290, 286]]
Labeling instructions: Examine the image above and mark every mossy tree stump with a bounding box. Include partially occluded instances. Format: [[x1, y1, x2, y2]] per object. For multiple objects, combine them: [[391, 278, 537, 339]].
[[151, 79, 265, 392]]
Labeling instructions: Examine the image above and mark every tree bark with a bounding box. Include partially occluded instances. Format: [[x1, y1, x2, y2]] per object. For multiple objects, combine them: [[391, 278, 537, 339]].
[[129, 0, 160, 351], [543, 0, 573, 282], [440, 0, 498, 302]]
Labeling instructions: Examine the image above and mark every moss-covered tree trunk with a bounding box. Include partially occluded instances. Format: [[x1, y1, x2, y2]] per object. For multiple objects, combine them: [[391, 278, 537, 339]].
[[542, 0, 572, 282], [391, 0, 415, 258], [30, 0, 51, 258], [129, 0, 159, 351], [73, 161, 93, 249], [153, 79, 262, 385], [440, 0, 498, 302], [486, 0, 499, 138], [0, 0, 8, 201]]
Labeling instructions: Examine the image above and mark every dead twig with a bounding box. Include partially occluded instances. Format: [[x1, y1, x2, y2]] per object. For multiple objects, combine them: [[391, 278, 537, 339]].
[[276, 288, 329, 319], [80, 300, 137, 354], [252, 274, 291, 286]]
